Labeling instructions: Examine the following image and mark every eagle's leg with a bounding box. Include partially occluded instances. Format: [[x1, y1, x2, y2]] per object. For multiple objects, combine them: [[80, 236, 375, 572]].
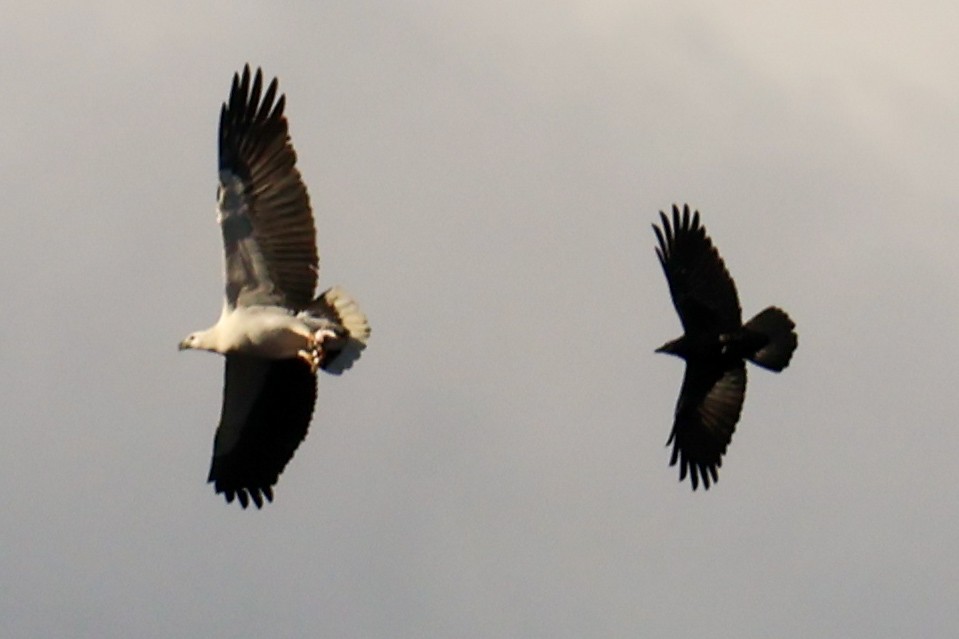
[[296, 328, 339, 374]]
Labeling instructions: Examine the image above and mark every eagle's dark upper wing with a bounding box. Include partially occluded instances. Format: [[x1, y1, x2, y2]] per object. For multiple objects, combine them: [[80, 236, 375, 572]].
[[218, 65, 318, 311], [208, 356, 317, 508], [668, 361, 746, 490], [653, 204, 742, 333]]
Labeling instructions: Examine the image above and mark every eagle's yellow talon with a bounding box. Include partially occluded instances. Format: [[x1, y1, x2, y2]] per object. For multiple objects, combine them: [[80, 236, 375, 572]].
[[297, 348, 319, 374]]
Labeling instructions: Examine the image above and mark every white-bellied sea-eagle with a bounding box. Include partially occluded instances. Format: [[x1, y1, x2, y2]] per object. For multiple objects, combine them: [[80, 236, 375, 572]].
[[179, 65, 370, 508]]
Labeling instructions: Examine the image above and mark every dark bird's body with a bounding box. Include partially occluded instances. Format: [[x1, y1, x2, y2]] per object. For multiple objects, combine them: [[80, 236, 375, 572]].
[[653, 204, 797, 490]]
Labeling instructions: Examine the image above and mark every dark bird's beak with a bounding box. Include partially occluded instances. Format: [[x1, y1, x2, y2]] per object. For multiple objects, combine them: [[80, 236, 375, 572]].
[[655, 338, 681, 355], [178, 339, 190, 351]]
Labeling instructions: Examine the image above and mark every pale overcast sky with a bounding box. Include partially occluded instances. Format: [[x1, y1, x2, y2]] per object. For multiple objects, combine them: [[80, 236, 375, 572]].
[[1, 2, 958, 637]]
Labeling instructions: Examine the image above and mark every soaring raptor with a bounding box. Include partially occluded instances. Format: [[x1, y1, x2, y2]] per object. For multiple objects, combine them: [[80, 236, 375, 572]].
[[179, 65, 370, 508], [653, 204, 796, 490]]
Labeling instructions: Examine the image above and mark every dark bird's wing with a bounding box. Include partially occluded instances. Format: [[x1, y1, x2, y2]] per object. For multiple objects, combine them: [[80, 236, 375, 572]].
[[217, 65, 318, 310], [653, 204, 742, 333], [208, 356, 317, 508], [668, 361, 746, 489]]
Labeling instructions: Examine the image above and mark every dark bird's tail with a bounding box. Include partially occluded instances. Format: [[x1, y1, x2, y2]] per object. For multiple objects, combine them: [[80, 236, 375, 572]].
[[744, 307, 797, 372]]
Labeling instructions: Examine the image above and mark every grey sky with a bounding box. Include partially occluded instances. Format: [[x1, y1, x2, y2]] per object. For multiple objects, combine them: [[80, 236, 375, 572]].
[[1, 1, 957, 637]]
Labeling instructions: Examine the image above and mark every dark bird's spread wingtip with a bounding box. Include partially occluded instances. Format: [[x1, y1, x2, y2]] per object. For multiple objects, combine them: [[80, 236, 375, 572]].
[[216, 484, 274, 510]]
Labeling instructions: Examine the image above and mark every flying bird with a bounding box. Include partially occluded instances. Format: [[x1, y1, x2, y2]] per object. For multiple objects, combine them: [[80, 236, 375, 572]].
[[179, 65, 370, 508], [653, 204, 796, 490]]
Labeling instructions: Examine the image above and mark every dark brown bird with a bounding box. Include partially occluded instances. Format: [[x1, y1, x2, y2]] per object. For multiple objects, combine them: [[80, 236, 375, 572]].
[[653, 204, 797, 490]]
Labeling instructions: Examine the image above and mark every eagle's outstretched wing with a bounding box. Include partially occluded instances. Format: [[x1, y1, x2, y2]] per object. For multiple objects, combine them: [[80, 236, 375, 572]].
[[209, 356, 317, 508], [217, 65, 318, 310]]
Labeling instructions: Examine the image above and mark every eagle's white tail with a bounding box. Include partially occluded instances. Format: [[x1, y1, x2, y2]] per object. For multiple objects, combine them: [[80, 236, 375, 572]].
[[744, 306, 797, 372], [311, 286, 370, 375]]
